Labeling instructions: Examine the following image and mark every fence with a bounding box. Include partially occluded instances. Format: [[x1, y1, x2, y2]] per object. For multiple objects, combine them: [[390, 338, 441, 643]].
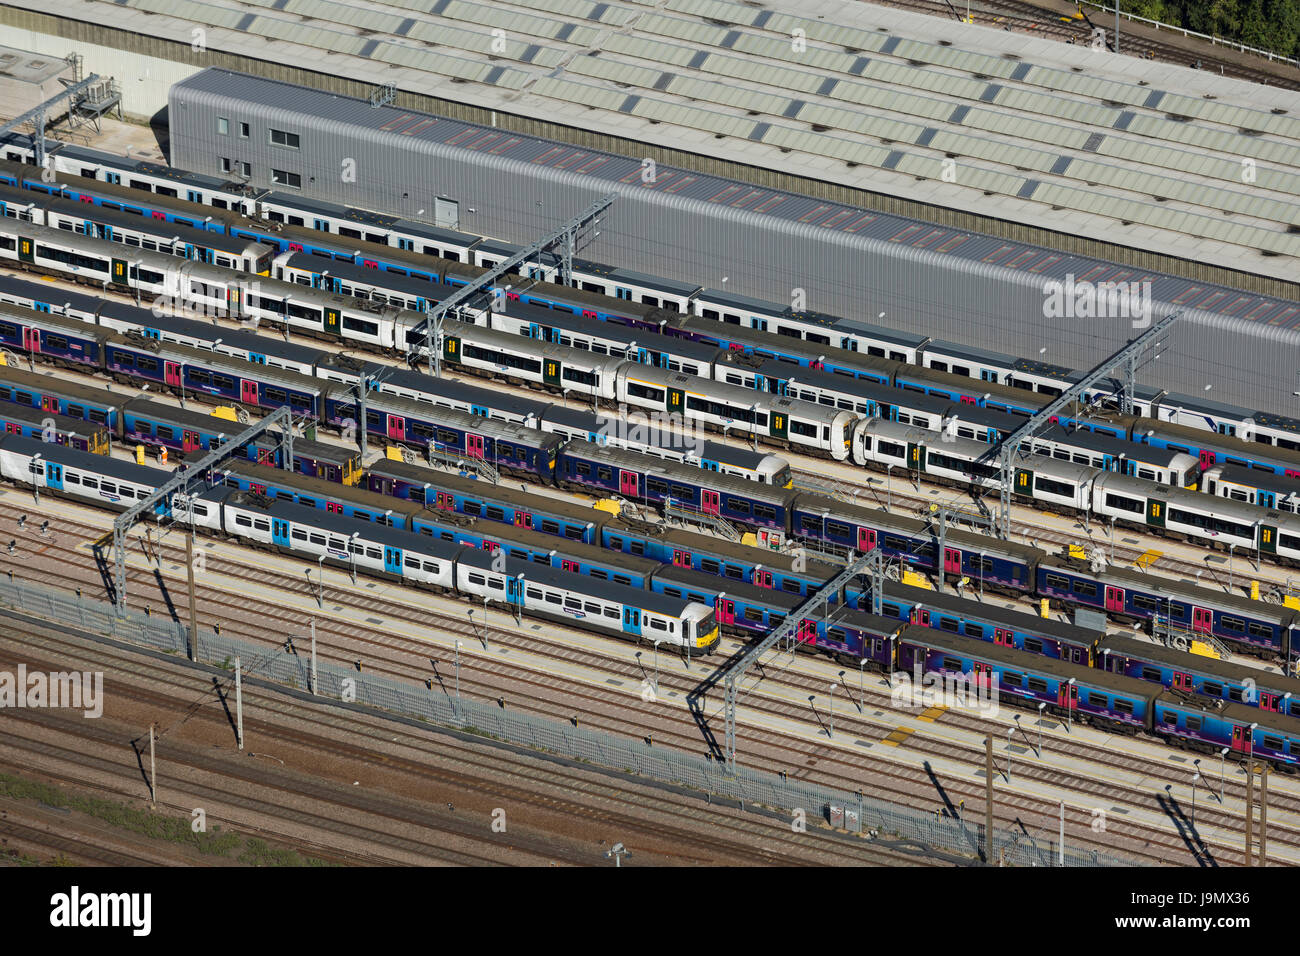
[[1077, 0, 1300, 67], [0, 574, 1136, 866]]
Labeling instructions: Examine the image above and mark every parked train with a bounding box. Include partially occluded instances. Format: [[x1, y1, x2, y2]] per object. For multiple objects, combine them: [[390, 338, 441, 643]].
[[2, 148, 1296, 448], [0, 433, 719, 652]]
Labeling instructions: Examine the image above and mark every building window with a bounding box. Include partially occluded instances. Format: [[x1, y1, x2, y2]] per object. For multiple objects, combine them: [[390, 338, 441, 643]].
[[220, 157, 232, 173], [239, 122, 249, 138], [271, 169, 301, 188], [269, 128, 300, 149], [239, 162, 251, 177], [217, 117, 229, 135]]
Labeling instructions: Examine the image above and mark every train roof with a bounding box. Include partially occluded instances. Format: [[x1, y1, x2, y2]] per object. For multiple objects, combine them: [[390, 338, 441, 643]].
[[0, 272, 113, 317], [1099, 634, 1300, 695], [0, 364, 121, 405], [0, 301, 108, 340], [1092, 471, 1297, 527], [368, 458, 604, 523], [1135, 418, 1300, 468], [888, 581, 1101, 642], [651, 564, 801, 609], [1157, 690, 1300, 736], [281, 251, 448, 302], [570, 260, 701, 298], [0, 433, 169, 484], [0, 400, 104, 433], [1209, 465, 1300, 498], [898, 625, 1156, 698], [241, 493, 466, 556]]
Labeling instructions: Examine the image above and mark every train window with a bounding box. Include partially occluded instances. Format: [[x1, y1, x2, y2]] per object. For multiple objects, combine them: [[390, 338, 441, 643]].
[[575, 462, 592, 477], [604, 607, 620, 619], [1263, 735, 1284, 751], [963, 623, 982, 638], [1104, 492, 1144, 515], [405, 556, 420, 569], [1247, 622, 1272, 639], [309, 533, 325, 546], [540, 520, 559, 535], [724, 566, 744, 580], [755, 504, 777, 521], [649, 618, 667, 631], [663, 587, 682, 599], [463, 502, 482, 517], [743, 607, 765, 623], [1140, 666, 1161, 682], [940, 656, 962, 671], [292, 529, 308, 541], [1071, 580, 1098, 598], [1024, 638, 1043, 654], [585, 602, 602, 615], [1185, 715, 1202, 731], [235, 514, 252, 528], [700, 559, 720, 574], [1160, 710, 1177, 725], [939, 618, 959, 633], [589, 568, 607, 579], [597, 466, 613, 481], [725, 498, 751, 516], [1221, 616, 1245, 633], [827, 628, 847, 643], [1001, 672, 1022, 688], [1203, 681, 1223, 697], [647, 477, 669, 496], [1027, 677, 1048, 693], [485, 506, 505, 521], [545, 592, 562, 605], [468, 573, 486, 586], [1132, 595, 1158, 612], [526, 587, 543, 600], [563, 526, 586, 541], [65, 473, 80, 485], [781, 580, 802, 594], [613, 575, 633, 586]]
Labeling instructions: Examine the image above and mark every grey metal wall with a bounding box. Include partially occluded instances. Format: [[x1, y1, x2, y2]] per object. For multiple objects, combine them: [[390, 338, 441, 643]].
[[169, 82, 1298, 413]]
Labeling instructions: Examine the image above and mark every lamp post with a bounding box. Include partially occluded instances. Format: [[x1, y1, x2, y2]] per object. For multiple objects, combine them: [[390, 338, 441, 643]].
[[1037, 701, 1046, 757], [885, 464, 893, 511], [652, 639, 661, 695], [1192, 770, 1200, 828], [349, 531, 359, 584], [1007, 725, 1014, 783], [828, 682, 837, 739], [1228, 543, 1236, 593], [1066, 677, 1077, 731], [1219, 746, 1229, 803]]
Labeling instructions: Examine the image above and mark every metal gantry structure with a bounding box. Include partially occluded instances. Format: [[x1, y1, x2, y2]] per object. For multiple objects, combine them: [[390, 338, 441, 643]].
[[406, 193, 617, 377], [983, 311, 1182, 539], [2, 72, 109, 171], [111, 406, 296, 612], [722, 549, 882, 773]]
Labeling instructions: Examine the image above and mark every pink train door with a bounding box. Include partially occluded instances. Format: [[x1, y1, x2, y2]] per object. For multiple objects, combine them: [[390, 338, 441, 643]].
[[754, 570, 773, 589], [671, 549, 691, 568], [466, 434, 484, 459], [1199, 450, 1215, 471], [514, 510, 532, 528], [1192, 607, 1212, 634], [619, 470, 639, 497], [911, 607, 931, 626], [716, 597, 735, 626], [1104, 586, 1124, 613], [164, 361, 183, 388], [943, 548, 961, 575], [702, 490, 720, 515], [435, 492, 454, 512], [240, 379, 259, 405], [857, 528, 876, 551], [386, 415, 404, 440], [797, 618, 817, 645], [22, 328, 39, 353]]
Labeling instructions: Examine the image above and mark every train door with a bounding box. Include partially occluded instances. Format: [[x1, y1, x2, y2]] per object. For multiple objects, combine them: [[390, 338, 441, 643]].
[[1259, 491, 1276, 509], [17, 236, 33, 264], [164, 361, 183, 389], [543, 359, 561, 388], [386, 415, 404, 441], [716, 598, 735, 626], [973, 661, 993, 691], [701, 490, 720, 515], [857, 528, 876, 551], [1260, 525, 1277, 556], [111, 257, 128, 286], [943, 548, 961, 575], [513, 510, 533, 528], [384, 547, 403, 575], [466, 434, 484, 459], [1260, 692, 1281, 714], [770, 411, 787, 440], [1014, 468, 1033, 497], [1191, 607, 1212, 634], [911, 607, 931, 626], [324, 308, 340, 338], [561, 559, 579, 573], [1104, 586, 1125, 613], [671, 549, 691, 568], [40, 395, 57, 414], [21, 328, 38, 354], [993, 628, 1012, 648], [182, 430, 201, 453], [754, 570, 773, 589], [1231, 724, 1250, 753], [797, 619, 817, 645], [1145, 499, 1165, 529], [1198, 450, 1216, 471], [506, 576, 521, 608], [43, 462, 62, 492], [1057, 680, 1078, 711], [619, 470, 639, 497], [3, 422, 17, 435], [326, 502, 343, 515], [240, 379, 259, 405], [668, 386, 684, 417], [435, 492, 454, 512], [271, 518, 290, 548], [622, 607, 642, 637]]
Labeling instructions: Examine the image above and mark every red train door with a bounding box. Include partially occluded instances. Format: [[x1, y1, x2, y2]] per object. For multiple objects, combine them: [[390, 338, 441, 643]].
[[797, 619, 817, 644], [436, 492, 454, 511], [1231, 724, 1250, 752], [716, 597, 735, 626], [240, 380, 259, 405], [1192, 607, 1212, 633], [619, 470, 639, 497], [466, 434, 484, 459], [183, 430, 201, 453], [514, 510, 532, 528], [4, 422, 17, 435], [1057, 681, 1078, 711], [256, 447, 275, 465], [386, 415, 404, 440], [1105, 586, 1124, 613], [1172, 672, 1193, 692], [671, 549, 691, 568], [40, 395, 57, 413], [973, 661, 993, 691], [561, 559, 578, 573], [754, 569, 773, 589], [857, 528, 876, 551], [943, 548, 961, 574], [993, 627, 1012, 647], [1198, 450, 1215, 471], [164, 361, 183, 388], [911, 607, 931, 626], [22, 328, 39, 353], [326, 501, 342, 515], [702, 490, 720, 515]]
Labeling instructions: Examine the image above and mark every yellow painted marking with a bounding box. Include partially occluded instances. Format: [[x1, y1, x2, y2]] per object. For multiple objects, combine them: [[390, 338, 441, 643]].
[[1134, 548, 1163, 571], [880, 726, 915, 747], [1189, 641, 1222, 660], [917, 706, 947, 723]]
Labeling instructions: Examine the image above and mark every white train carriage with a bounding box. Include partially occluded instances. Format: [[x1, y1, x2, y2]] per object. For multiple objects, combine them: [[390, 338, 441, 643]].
[[615, 363, 857, 460], [439, 322, 625, 402], [0, 434, 166, 511], [1201, 464, 1300, 514]]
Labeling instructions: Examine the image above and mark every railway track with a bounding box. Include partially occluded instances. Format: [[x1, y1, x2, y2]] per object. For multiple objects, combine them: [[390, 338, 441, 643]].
[[2, 497, 1289, 865], [0, 619, 925, 866]]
